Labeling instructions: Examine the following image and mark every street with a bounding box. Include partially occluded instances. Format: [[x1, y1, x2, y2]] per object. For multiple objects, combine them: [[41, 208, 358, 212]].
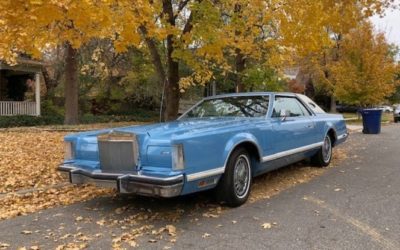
[[1, 124, 399, 249]]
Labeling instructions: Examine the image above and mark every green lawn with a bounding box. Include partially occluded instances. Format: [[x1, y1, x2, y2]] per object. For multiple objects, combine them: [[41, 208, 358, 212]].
[[341, 112, 394, 124]]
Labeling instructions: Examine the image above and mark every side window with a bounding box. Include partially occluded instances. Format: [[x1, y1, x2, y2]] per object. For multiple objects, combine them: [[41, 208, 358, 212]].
[[297, 100, 311, 116], [272, 97, 308, 117]]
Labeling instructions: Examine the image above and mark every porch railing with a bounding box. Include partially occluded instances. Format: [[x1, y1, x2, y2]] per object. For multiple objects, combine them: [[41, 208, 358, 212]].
[[0, 101, 37, 116]]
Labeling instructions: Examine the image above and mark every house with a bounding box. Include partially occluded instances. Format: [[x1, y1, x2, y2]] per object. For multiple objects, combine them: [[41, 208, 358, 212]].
[[0, 58, 43, 116]]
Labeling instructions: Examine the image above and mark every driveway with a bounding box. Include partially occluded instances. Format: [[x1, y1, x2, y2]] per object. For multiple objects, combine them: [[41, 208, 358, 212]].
[[1, 124, 399, 249]]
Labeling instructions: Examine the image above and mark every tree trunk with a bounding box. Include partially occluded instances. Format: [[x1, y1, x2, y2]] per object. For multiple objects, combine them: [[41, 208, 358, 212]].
[[163, 35, 180, 121], [235, 50, 245, 92], [234, 4, 245, 93], [162, 0, 180, 121], [42, 68, 61, 100], [330, 95, 337, 113], [64, 42, 79, 125]]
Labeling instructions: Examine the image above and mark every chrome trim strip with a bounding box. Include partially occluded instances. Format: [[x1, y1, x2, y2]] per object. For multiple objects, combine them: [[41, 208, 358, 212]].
[[59, 164, 183, 184], [186, 167, 225, 182], [337, 133, 348, 140], [262, 142, 324, 162], [121, 174, 185, 183]]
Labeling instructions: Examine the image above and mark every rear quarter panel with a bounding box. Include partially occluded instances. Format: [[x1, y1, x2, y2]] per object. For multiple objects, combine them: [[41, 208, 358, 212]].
[[312, 113, 347, 144]]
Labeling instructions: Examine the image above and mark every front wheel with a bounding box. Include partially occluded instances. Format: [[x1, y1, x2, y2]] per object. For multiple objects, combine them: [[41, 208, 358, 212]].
[[311, 135, 333, 167], [215, 148, 252, 207]]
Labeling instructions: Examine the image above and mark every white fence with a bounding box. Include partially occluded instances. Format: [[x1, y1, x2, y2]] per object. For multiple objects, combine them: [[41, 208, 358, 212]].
[[0, 101, 37, 116]]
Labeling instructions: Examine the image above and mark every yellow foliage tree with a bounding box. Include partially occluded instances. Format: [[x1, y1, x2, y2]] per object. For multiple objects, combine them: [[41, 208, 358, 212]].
[[331, 22, 398, 106], [0, 0, 113, 124], [0, 0, 395, 121]]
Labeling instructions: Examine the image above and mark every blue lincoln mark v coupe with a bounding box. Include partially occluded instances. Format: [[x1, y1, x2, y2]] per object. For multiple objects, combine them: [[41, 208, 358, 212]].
[[59, 92, 348, 207]]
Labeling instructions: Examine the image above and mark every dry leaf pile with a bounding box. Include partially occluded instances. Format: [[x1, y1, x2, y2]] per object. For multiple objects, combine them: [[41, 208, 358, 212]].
[[249, 148, 347, 202], [0, 123, 148, 220], [90, 202, 185, 249], [0, 184, 112, 220], [0, 131, 65, 193]]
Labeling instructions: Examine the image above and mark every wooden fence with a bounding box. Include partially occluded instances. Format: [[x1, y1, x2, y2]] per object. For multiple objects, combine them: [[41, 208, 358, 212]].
[[0, 101, 37, 116]]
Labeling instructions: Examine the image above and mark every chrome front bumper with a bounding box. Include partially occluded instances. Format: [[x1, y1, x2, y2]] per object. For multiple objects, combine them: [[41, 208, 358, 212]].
[[58, 165, 184, 198]]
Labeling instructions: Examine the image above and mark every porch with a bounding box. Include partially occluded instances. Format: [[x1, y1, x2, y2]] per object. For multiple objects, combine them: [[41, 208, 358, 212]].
[[0, 59, 43, 116]]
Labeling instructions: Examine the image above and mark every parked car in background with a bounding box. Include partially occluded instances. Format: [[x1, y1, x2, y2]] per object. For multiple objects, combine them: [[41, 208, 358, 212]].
[[59, 92, 348, 207], [336, 104, 361, 113], [378, 105, 394, 113], [394, 105, 400, 123]]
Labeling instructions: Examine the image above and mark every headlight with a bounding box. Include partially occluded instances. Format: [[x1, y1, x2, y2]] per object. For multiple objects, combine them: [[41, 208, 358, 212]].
[[172, 144, 185, 170], [64, 141, 75, 161]]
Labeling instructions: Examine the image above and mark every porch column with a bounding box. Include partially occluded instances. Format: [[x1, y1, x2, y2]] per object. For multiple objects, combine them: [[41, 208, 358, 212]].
[[35, 72, 41, 116]]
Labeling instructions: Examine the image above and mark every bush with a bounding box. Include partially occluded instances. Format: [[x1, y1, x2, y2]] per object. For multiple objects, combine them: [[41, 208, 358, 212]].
[[41, 99, 65, 118], [0, 109, 159, 128], [0, 115, 63, 128], [80, 109, 159, 124]]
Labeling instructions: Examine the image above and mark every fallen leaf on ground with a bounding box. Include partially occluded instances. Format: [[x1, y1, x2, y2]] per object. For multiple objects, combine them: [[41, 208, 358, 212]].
[[75, 216, 83, 222], [0, 243, 10, 249], [249, 148, 347, 203], [202, 233, 211, 238], [261, 223, 272, 229], [165, 225, 177, 237]]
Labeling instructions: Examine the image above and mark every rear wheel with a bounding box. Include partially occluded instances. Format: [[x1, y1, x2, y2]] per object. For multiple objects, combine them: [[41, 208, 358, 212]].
[[395, 117, 399, 123], [215, 148, 252, 207], [311, 135, 332, 167]]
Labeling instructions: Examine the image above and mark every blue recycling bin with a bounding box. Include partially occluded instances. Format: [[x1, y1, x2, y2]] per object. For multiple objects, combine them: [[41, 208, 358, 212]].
[[360, 109, 383, 134]]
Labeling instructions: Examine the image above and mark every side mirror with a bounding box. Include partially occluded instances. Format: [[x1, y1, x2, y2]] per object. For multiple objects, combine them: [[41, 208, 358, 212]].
[[280, 109, 290, 121]]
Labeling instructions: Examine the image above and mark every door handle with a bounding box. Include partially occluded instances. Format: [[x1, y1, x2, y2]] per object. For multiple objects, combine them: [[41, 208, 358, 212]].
[[306, 124, 313, 128]]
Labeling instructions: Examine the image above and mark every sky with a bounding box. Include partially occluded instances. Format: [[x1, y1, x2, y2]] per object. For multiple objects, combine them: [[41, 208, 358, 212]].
[[371, 5, 400, 46]]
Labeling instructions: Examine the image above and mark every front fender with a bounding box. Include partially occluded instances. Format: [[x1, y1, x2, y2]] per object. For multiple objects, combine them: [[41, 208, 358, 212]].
[[222, 133, 263, 168]]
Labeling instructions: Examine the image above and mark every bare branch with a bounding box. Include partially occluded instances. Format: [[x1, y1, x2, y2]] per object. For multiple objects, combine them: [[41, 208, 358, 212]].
[[174, 0, 191, 19]]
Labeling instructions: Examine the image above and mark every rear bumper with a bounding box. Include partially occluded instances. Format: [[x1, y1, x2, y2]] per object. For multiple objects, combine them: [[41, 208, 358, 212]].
[[336, 132, 349, 145], [58, 164, 184, 198]]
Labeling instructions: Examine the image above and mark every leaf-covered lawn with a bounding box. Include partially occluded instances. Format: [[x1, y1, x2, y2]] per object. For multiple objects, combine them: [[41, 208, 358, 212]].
[[0, 131, 65, 193], [0, 123, 144, 220], [0, 122, 146, 193]]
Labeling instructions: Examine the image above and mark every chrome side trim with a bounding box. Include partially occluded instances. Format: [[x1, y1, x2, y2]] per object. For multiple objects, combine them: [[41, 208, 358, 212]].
[[186, 167, 225, 181], [337, 133, 348, 140], [262, 142, 324, 162]]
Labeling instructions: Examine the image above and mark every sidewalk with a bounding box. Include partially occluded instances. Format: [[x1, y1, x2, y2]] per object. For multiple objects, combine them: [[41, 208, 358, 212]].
[[347, 124, 363, 132]]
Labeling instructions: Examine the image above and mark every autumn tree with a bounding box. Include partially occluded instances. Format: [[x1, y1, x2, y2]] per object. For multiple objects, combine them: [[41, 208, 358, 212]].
[[330, 22, 398, 106], [285, 0, 395, 111], [0, 0, 395, 122], [0, 0, 113, 124]]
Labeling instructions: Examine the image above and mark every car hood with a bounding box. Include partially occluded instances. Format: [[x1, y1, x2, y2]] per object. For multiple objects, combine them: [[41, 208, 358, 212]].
[[64, 117, 265, 145], [116, 117, 263, 140]]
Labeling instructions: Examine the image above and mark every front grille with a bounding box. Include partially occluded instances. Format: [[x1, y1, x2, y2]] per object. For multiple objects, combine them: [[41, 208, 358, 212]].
[[98, 132, 139, 173]]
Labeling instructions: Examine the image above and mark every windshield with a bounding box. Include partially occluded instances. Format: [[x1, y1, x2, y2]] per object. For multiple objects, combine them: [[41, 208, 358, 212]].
[[182, 95, 270, 119]]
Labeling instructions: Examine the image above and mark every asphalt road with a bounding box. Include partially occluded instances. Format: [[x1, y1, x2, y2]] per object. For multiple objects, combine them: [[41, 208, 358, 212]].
[[1, 124, 399, 249]]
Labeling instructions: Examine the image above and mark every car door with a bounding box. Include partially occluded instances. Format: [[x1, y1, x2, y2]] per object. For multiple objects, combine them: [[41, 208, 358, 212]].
[[268, 95, 317, 156]]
